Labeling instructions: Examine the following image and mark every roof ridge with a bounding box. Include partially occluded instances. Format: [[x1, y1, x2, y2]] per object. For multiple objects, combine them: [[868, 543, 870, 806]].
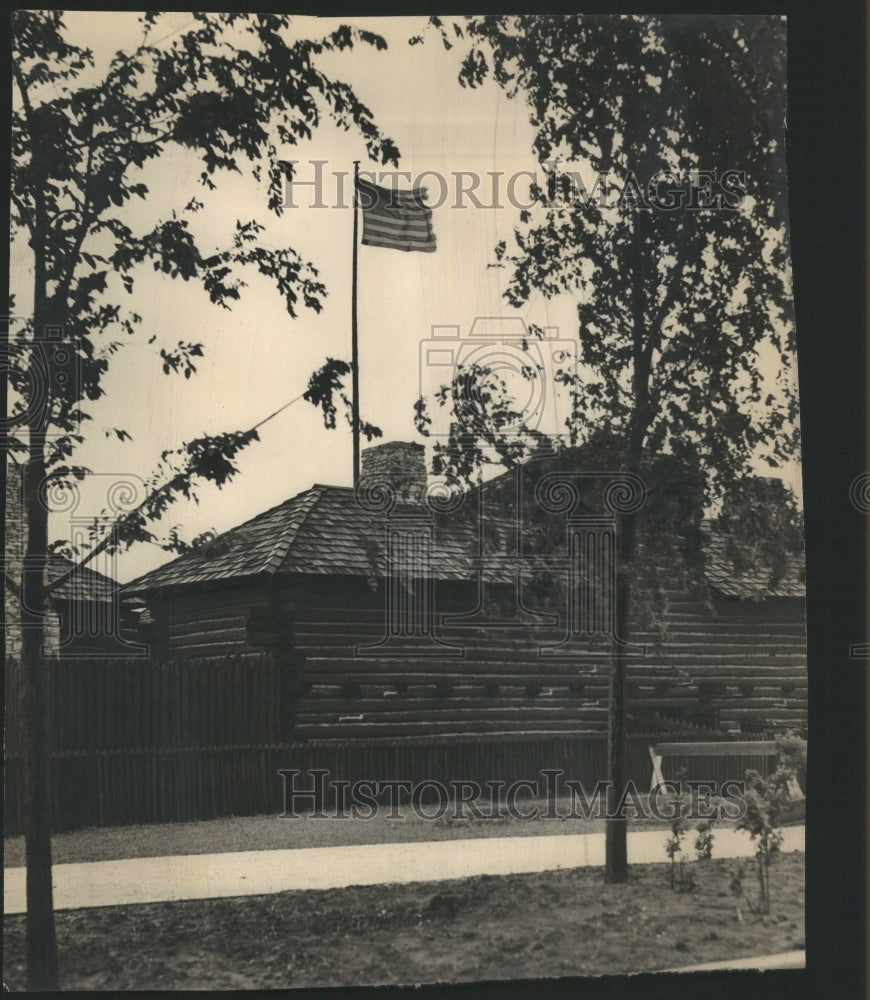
[[122, 484, 326, 592], [225, 484, 321, 532], [48, 555, 118, 587], [261, 485, 324, 575]]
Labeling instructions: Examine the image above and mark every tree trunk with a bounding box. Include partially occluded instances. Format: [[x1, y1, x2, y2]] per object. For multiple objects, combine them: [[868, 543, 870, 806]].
[[604, 507, 637, 883], [22, 438, 58, 989], [604, 204, 649, 884], [22, 212, 59, 986], [1, 316, 7, 662]]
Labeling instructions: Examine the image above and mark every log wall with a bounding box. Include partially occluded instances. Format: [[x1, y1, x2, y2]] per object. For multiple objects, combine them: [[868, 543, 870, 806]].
[[139, 575, 807, 740], [282, 577, 807, 739]]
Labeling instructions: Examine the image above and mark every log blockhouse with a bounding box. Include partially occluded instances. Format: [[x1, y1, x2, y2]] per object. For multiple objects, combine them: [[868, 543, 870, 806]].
[[122, 443, 807, 742]]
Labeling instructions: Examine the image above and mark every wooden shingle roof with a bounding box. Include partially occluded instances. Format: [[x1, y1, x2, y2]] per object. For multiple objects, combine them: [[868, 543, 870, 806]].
[[702, 521, 805, 600], [123, 485, 478, 594], [47, 556, 119, 603], [122, 486, 806, 601], [5, 555, 119, 604]]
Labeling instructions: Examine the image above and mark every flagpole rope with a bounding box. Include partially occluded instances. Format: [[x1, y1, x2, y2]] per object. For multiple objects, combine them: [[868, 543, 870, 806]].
[[251, 392, 308, 432]]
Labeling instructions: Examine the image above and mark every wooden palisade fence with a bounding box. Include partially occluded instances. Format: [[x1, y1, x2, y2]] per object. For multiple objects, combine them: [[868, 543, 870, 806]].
[[3, 653, 785, 833]]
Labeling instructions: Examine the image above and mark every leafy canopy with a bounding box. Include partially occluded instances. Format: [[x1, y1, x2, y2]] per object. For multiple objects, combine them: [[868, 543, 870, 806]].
[[418, 15, 798, 497], [12, 10, 397, 559]]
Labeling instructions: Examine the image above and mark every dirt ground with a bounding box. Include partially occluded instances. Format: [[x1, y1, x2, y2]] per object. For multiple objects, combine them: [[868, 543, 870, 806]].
[[2, 852, 804, 990]]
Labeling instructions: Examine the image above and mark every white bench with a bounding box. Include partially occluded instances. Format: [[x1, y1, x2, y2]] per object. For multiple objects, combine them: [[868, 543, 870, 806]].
[[649, 740, 805, 797]]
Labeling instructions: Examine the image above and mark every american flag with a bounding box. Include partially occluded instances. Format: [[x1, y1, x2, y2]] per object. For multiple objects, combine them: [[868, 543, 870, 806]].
[[356, 177, 437, 253]]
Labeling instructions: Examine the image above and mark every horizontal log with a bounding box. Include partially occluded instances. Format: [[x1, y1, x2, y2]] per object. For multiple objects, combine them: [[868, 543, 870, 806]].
[[652, 740, 803, 756], [296, 696, 610, 713], [725, 707, 807, 719], [302, 685, 610, 702], [301, 670, 609, 685], [295, 708, 611, 727], [294, 698, 808, 718], [167, 639, 251, 658], [294, 675, 804, 698], [624, 651, 805, 663], [292, 609, 805, 628], [292, 607, 388, 624], [721, 684, 808, 695], [302, 643, 807, 660], [707, 700, 807, 712], [294, 648, 807, 675], [167, 607, 250, 626], [657, 616, 805, 632], [163, 607, 262, 628], [294, 600, 721, 619], [292, 620, 806, 650], [300, 655, 806, 676], [167, 624, 248, 643], [293, 718, 607, 739]]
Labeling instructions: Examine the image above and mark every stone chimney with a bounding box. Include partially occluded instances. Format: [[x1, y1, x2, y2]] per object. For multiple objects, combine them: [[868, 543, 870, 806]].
[[360, 441, 427, 502]]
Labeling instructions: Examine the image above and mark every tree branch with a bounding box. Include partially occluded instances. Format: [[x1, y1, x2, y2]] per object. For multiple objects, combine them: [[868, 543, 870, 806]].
[[53, 130, 96, 305], [11, 190, 35, 235]]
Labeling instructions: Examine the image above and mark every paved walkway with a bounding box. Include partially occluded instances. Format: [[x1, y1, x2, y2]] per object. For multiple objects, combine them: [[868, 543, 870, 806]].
[[669, 949, 805, 972], [4, 825, 804, 915]]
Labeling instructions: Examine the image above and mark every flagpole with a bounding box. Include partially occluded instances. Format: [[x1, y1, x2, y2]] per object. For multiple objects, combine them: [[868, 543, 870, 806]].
[[351, 160, 361, 488]]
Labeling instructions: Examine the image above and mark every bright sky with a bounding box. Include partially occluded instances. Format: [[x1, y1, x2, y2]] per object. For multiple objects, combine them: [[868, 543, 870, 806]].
[[9, 13, 802, 583]]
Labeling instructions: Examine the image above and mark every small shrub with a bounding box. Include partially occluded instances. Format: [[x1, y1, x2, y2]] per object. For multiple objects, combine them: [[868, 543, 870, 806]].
[[665, 817, 693, 891], [694, 820, 715, 860], [729, 861, 754, 920], [736, 734, 804, 915], [738, 769, 784, 915], [774, 729, 807, 794]]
